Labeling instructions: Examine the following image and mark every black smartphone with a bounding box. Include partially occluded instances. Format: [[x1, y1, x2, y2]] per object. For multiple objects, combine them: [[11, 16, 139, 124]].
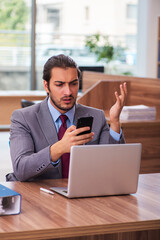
[[76, 116, 93, 135]]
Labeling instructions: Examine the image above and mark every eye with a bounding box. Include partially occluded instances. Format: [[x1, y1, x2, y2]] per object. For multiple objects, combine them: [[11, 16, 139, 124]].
[[55, 83, 63, 87], [71, 81, 78, 86]]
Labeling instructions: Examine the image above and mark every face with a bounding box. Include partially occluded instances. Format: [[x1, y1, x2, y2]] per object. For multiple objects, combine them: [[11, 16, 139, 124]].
[[43, 67, 79, 113]]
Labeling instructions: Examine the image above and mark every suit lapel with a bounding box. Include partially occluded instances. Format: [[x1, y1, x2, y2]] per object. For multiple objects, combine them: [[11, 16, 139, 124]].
[[74, 103, 91, 125], [36, 97, 58, 146], [36, 101, 90, 143]]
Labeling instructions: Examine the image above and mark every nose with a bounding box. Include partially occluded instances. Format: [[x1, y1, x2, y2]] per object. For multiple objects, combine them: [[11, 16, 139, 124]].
[[64, 84, 72, 95]]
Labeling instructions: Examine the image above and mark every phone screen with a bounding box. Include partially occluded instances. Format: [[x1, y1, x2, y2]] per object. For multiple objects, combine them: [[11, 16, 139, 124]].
[[76, 116, 93, 135]]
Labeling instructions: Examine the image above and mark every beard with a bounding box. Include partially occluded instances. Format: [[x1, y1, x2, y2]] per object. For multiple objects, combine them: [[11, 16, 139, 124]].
[[50, 94, 76, 112]]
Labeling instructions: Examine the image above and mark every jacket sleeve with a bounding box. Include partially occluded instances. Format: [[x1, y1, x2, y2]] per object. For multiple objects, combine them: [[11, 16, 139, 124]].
[[10, 110, 55, 181], [98, 110, 125, 144]]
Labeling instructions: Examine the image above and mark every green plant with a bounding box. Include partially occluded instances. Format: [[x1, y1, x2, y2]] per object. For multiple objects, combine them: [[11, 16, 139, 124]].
[[0, 0, 28, 30], [85, 33, 124, 64], [122, 71, 133, 76]]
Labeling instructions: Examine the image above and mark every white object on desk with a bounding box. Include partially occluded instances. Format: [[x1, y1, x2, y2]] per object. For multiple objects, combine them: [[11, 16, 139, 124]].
[[120, 105, 156, 121], [40, 188, 54, 195]]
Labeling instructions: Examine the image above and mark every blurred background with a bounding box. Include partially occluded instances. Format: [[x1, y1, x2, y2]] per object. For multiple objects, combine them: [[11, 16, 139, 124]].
[[0, 0, 160, 181], [0, 0, 159, 91], [0, 0, 140, 91]]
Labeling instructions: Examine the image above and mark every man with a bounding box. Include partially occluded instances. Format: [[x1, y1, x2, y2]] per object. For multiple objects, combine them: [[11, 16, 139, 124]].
[[6, 54, 127, 181]]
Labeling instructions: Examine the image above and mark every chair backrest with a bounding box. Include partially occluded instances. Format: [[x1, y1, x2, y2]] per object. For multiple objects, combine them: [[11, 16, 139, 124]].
[[21, 99, 35, 108]]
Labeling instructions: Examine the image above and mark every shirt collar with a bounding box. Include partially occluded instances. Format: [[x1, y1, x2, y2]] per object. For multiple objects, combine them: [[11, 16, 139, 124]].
[[47, 97, 75, 124]]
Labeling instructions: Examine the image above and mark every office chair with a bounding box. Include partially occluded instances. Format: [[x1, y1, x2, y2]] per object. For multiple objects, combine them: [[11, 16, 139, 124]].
[[21, 99, 35, 108]]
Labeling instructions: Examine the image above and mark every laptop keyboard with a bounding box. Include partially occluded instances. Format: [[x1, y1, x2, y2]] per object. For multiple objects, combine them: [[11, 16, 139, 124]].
[[63, 190, 68, 193]]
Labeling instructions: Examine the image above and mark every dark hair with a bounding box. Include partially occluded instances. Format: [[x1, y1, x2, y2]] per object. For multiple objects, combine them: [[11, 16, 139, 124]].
[[42, 54, 81, 84]]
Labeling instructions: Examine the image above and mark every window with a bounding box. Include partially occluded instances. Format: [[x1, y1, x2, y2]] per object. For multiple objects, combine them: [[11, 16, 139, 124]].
[[85, 6, 90, 21], [126, 4, 138, 20], [47, 8, 60, 29], [0, 0, 138, 90], [0, 0, 31, 90], [36, 0, 138, 88]]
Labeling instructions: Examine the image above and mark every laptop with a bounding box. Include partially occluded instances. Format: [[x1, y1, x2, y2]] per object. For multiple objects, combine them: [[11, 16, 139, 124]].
[[50, 143, 142, 198]]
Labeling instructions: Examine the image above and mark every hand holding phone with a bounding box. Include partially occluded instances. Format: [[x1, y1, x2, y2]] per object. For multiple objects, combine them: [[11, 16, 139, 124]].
[[76, 116, 93, 135]]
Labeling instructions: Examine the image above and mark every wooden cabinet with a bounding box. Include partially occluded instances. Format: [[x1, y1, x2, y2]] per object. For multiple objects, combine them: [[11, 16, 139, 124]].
[[78, 78, 160, 174]]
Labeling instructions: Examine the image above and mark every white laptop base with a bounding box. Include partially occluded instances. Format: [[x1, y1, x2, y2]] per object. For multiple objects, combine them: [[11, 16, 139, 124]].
[[50, 143, 142, 198]]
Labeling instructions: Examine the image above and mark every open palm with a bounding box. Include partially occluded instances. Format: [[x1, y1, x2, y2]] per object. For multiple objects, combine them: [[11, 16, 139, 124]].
[[109, 82, 127, 132]]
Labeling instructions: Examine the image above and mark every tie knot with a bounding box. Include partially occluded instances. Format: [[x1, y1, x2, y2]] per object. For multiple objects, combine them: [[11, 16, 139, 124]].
[[60, 115, 68, 124]]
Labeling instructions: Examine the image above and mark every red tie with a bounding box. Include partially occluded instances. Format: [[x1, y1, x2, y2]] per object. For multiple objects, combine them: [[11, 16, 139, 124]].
[[58, 115, 70, 178]]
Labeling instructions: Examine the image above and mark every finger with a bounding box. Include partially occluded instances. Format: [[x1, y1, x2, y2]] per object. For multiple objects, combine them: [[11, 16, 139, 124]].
[[115, 91, 120, 105], [122, 82, 127, 105], [120, 84, 125, 99], [123, 82, 127, 96], [120, 83, 127, 106], [66, 125, 76, 133], [71, 132, 94, 145], [73, 126, 91, 136], [75, 135, 94, 145], [76, 132, 94, 140]]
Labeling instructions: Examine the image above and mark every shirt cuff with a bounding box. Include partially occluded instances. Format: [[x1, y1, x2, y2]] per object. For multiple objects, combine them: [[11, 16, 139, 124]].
[[49, 148, 60, 166], [109, 128, 122, 142], [52, 159, 60, 166]]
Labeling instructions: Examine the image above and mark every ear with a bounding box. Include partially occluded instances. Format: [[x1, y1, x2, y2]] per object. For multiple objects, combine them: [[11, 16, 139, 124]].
[[43, 80, 49, 94]]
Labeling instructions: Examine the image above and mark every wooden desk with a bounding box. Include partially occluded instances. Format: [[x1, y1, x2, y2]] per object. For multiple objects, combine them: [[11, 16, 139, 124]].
[[0, 174, 160, 240]]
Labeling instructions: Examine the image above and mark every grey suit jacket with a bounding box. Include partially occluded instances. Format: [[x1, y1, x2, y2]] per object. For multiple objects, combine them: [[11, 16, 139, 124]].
[[6, 97, 125, 181]]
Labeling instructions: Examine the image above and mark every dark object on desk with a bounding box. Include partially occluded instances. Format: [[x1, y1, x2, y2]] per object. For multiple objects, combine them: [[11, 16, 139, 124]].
[[0, 184, 21, 216], [21, 99, 35, 108]]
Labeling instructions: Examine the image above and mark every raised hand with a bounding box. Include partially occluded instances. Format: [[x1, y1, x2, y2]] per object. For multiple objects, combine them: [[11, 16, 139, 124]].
[[109, 82, 127, 133]]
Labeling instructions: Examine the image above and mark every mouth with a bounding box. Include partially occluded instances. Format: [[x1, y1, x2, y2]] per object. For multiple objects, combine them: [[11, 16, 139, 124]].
[[62, 97, 74, 104]]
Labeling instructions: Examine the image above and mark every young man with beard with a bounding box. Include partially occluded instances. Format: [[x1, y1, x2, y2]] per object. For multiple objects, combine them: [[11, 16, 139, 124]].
[[6, 54, 127, 181]]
